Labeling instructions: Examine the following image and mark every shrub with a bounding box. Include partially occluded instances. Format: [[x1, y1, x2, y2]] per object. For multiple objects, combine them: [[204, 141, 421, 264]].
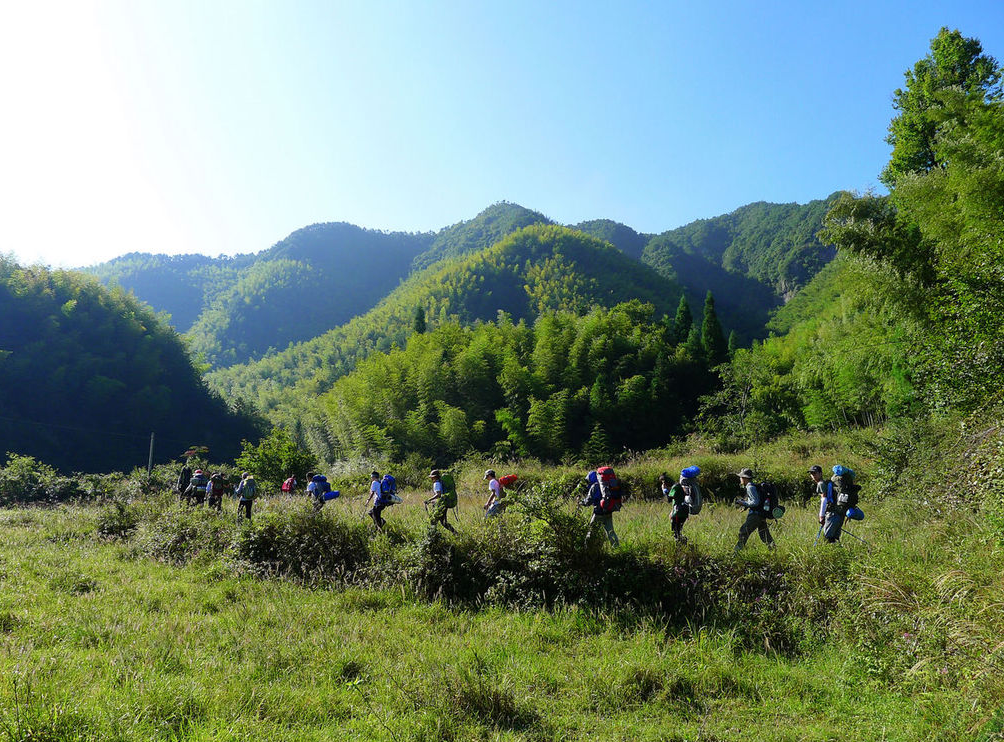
[[233, 508, 370, 582]]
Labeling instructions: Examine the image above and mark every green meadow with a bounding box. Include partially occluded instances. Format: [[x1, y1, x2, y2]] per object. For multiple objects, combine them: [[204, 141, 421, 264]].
[[2, 445, 1002, 741]]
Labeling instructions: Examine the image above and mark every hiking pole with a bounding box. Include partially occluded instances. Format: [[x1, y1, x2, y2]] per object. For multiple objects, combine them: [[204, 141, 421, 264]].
[[842, 527, 871, 550], [813, 525, 823, 546]]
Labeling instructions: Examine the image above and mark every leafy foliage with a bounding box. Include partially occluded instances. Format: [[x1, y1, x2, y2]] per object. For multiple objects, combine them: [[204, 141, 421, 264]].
[[315, 301, 712, 463], [234, 428, 318, 490]]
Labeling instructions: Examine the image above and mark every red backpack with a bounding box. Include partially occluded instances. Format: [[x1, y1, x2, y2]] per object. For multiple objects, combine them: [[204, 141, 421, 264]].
[[499, 474, 518, 488], [281, 477, 296, 493], [596, 466, 622, 513]]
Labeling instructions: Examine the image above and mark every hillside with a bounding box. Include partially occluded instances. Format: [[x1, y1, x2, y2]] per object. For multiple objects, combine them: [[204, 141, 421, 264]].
[[409, 202, 552, 271], [208, 224, 685, 435], [0, 257, 261, 472]]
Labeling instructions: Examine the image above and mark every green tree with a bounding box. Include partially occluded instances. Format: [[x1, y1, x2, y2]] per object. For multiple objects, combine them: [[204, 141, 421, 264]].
[[881, 27, 1001, 186], [701, 291, 728, 365], [413, 305, 427, 334], [673, 295, 693, 345], [234, 428, 318, 490]]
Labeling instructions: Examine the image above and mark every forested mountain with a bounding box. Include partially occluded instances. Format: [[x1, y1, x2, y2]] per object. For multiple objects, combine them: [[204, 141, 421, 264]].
[[85, 252, 254, 331], [409, 202, 552, 271], [88, 223, 433, 366], [0, 257, 262, 472], [572, 219, 650, 260], [86, 198, 839, 370], [208, 225, 686, 439]]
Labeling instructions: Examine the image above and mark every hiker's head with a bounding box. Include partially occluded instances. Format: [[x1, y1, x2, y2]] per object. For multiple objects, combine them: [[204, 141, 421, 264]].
[[736, 467, 754, 483], [429, 469, 441, 480], [371, 471, 380, 480], [808, 465, 823, 481], [194, 469, 204, 476], [658, 472, 669, 485], [241, 471, 250, 479], [484, 469, 496, 480]]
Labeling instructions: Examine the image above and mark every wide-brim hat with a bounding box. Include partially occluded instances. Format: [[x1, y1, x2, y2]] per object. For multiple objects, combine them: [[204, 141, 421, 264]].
[[429, 469, 441, 478], [484, 469, 496, 480], [808, 465, 823, 475], [736, 468, 754, 479]]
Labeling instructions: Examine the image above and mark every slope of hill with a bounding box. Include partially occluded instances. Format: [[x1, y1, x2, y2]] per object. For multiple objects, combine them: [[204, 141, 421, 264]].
[[409, 202, 553, 271], [0, 257, 261, 472], [208, 224, 684, 432], [572, 219, 650, 260], [642, 194, 842, 299]]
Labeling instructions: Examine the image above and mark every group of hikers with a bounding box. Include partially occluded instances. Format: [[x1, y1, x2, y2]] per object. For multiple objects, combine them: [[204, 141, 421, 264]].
[[172, 460, 864, 549]]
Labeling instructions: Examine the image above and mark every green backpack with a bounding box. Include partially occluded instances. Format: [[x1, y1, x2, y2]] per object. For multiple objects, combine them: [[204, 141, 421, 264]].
[[439, 472, 458, 508]]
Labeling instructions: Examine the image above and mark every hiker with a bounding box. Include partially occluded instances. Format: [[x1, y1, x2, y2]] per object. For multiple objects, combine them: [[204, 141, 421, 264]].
[[307, 473, 332, 511], [281, 474, 297, 497], [235, 471, 258, 521], [206, 472, 226, 512], [733, 467, 775, 551], [483, 470, 506, 518], [821, 465, 860, 543], [581, 468, 620, 547], [184, 469, 209, 507], [425, 469, 457, 533], [662, 465, 702, 543], [176, 462, 193, 504], [366, 471, 398, 530], [810, 464, 840, 543]]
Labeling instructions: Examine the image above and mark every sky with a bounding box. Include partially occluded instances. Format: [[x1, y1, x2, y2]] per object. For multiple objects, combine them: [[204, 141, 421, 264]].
[[1, 0, 1002, 268]]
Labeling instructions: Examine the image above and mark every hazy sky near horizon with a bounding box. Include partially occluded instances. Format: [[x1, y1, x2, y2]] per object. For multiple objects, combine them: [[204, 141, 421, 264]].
[[2, 1, 1002, 268]]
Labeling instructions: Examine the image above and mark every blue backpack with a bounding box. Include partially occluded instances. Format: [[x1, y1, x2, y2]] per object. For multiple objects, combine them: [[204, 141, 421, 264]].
[[379, 474, 397, 504]]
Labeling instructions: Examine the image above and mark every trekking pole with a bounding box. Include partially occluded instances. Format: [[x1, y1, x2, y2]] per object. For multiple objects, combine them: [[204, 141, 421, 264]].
[[813, 525, 823, 546], [842, 527, 871, 549]]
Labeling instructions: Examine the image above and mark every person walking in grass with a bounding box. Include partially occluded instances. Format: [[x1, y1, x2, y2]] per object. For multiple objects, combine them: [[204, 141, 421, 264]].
[[184, 469, 209, 507], [176, 462, 193, 505], [581, 470, 620, 547], [482, 470, 506, 518], [206, 472, 225, 512], [662, 466, 701, 544], [810, 464, 842, 543], [234, 471, 258, 522], [364, 471, 388, 530], [307, 473, 332, 511], [733, 467, 775, 551], [424, 469, 457, 533]]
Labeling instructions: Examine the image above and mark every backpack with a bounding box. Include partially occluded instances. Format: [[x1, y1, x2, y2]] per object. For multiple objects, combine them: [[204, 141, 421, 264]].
[[682, 479, 703, 515], [596, 466, 622, 513], [191, 473, 208, 493], [315, 478, 331, 498], [281, 477, 296, 493], [757, 480, 784, 519], [239, 478, 258, 500], [379, 474, 398, 505], [499, 474, 518, 488], [831, 475, 860, 508], [439, 472, 458, 508]]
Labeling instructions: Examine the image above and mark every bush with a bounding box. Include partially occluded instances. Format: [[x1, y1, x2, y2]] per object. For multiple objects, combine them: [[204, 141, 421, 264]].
[[233, 508, 370, 582]]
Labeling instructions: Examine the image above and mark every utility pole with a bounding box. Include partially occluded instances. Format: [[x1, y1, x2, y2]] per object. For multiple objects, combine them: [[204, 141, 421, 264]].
[[147, 432, 155, 476]]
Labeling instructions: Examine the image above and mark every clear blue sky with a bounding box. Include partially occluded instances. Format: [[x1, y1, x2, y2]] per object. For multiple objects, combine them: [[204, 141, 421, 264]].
[[2, 0, 1002, 267]]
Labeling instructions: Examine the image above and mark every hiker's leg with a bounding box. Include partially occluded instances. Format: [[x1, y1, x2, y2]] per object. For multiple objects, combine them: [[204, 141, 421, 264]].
[[585, 513, 598, 545], [823, 511, 843, 542], [603, 514, 619, 547], [758, 518, 774, 546], [735, 513, 757, 550]]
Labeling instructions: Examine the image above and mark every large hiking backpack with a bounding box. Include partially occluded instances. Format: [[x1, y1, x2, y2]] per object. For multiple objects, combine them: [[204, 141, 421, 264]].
[[681, 479, 703, 515], [191, 473, 208, 493], [281, 477, 296, 493], [757, 480, 784, 519], [499, 474, 518, 488], [239, 477, 258, 500], [439, 472, 458, 508], [379, 474, 400, 505], [831, 472, 860, 508], [597, 466, 622, 513]]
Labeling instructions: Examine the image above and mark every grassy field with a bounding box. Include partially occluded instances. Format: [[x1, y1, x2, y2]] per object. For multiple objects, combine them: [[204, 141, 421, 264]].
[[1, 469, 1002, 741]]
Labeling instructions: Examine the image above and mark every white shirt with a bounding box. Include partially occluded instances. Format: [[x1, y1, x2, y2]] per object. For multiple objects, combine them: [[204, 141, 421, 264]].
[[433, 480, 443, 495], [488, 479, 502, 498], [370, 480, 381, 498]]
